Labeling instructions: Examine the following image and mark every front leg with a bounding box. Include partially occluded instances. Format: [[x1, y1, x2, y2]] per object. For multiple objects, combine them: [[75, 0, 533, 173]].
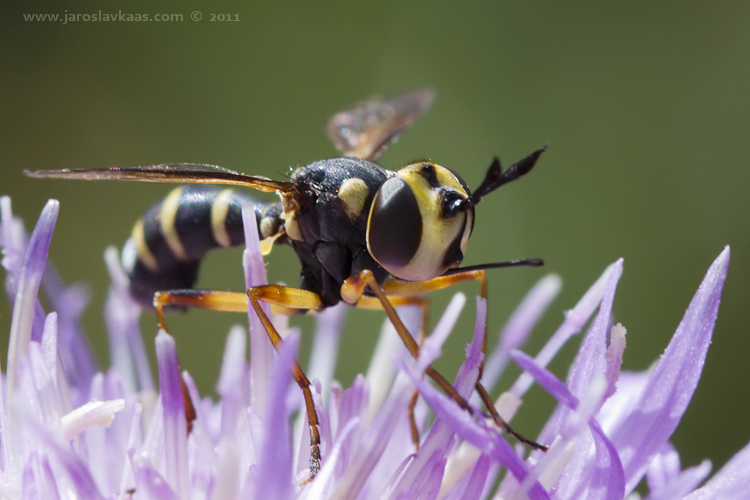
[[342, 270, 547, 451]]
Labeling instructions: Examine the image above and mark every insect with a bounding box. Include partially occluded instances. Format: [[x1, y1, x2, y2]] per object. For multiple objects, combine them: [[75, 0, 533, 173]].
[[26, 88, 547, 478]]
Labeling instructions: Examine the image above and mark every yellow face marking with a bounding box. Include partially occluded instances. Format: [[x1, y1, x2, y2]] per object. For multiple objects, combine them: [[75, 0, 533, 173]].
[[131, 217, 159, 272], [376, 163, 469, 281], [211, 188, 235, 248], [160, 187, 190, 261], [338, 177, 370, 223]]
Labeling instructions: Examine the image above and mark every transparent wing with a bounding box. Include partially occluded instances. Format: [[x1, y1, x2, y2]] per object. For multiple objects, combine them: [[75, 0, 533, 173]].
[[25, 163, 295, 193], [326, 87, 436, 161]]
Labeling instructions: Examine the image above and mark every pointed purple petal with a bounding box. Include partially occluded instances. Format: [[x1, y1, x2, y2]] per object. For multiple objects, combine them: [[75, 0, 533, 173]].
[[405, 452, 446, 500], [253, 333, 298, 500], [306, 304, 347, 404], [646, 459, 711, 500], [335, 374, 368, 441], [611, 248, 730, 493], [456, 453, 491, 500], [217, 325, 249, 442], [391, 295, 479, 498], [300, 417, 360, 500], [366, 294, 456, 419], [512, 350, 577, 408], [104, 247, 153, 394], [645, 442, 682, 492], [22, 453, 39, 500], [333, 371, 419, 498], [483, 274, 562, 392], [38, 453, 62, 500], [684, 437, 750, 500], [133, 458, 180, 500], [566, 259, 622, 401], [212, 440, 241, 500], [41, 265, 97, 395], [462, 296, 486, 378], [510, 262, 615, 399], [242, 204, 276, 415], [155, 330, 189, 499], [587, 420, 626, 500], [7, 200, 59, 391], [597, 370, 650, 434], [24, 417, 105, 500], [397, 358, 551, 500], [511, 350, 625, 500]]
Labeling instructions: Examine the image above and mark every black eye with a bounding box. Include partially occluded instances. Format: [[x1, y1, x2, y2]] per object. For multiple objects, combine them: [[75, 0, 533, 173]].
[[441, 190, 464, 218], [368, 177, 422, 268]]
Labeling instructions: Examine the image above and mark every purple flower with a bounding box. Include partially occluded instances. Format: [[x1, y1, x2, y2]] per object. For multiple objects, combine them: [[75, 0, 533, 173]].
[[0, 195, 743, 499]]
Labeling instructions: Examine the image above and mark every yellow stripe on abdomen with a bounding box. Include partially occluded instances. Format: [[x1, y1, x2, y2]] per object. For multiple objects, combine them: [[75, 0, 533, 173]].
[[211, 188, 235, 248], [160, 187, 190, 261], [131, 217, 159, 272]]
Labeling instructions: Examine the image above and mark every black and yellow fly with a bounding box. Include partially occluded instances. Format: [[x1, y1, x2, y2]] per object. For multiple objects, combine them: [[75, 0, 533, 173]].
[[26, 88, 547, 478]]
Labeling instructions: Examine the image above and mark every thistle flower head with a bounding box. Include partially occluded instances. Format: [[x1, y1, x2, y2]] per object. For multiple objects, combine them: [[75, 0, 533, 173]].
[[0, 195, 744, 499]]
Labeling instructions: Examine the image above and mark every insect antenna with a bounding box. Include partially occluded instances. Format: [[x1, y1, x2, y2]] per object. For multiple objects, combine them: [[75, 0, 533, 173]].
[[467, 145, 547, 207], [443, 258, 544, 275]]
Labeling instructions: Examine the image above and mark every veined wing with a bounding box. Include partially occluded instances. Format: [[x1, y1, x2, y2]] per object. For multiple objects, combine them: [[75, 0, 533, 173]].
[[25, 163, 295, 193], [326, 87, 435, 161]]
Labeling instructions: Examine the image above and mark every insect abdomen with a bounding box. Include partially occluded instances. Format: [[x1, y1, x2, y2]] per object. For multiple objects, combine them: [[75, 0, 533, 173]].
[[121, 185, 283, 307]]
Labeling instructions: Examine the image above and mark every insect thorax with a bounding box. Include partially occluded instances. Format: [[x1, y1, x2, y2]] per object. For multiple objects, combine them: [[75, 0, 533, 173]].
[[282, 157, 392, 307]]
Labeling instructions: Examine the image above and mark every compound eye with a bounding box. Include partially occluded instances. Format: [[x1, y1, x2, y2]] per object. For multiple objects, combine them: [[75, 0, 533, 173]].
[[367, 177, 422, 269]]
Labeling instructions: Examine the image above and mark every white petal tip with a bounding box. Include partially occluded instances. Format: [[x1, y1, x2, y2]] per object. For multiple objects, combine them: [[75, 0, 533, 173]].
[[61, 399, 126, 441]]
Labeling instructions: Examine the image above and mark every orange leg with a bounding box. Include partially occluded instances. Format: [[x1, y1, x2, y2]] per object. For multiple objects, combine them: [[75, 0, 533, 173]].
[[154, 287, 326, 478], [343, 270, 547, 451], [356, 294, 429, 450]]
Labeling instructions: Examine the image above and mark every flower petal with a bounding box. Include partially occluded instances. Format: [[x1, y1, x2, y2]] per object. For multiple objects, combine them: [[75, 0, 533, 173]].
[[23, 416, 105, 500], [306, 304, 347, 405], [253, 333, 299, 500], [7, 200, 59, 390], [509, 261, 617, 401], [511, 350, 625, 500], [683, 438, 750, 500], [397, 358, 551, 500], [104, 246, 153, 395], [566, 259, 622, 402], [645, 458, 711, 500], [133, 456, 180, 500], [155, 330, 190, 499], [243, 203, 275, 415], [610, 248, 730, 493], [645, 442, 682, 492], [61, 399, 125, 441], [390, 295, 480, 498], [483, 274, 562, 393], [365, 306, 421, 419], [334, 365, 426, 498]]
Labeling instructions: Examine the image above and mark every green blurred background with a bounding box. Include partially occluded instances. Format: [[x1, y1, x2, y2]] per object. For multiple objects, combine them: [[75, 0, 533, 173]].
[[2, 0, 748, 476]]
